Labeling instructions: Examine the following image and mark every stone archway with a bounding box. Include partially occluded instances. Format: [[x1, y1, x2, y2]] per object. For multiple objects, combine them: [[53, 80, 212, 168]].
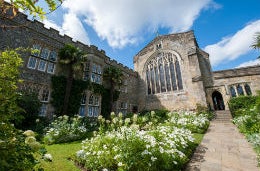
[[212, 91, 225, 110]]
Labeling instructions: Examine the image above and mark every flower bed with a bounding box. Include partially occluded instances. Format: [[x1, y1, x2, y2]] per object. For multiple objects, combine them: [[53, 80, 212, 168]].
[[44, 115, 97, 144], [230, 93, 260, 165], [75, 111, 210, 171]]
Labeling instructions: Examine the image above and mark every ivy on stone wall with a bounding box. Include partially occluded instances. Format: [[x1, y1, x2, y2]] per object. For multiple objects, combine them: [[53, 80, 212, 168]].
[[51, 76, 88, 116], [51, 76, 120, 118]]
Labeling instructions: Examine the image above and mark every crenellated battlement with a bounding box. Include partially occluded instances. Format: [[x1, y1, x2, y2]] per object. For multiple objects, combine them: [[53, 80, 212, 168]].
[[0, 6, 134, 74]]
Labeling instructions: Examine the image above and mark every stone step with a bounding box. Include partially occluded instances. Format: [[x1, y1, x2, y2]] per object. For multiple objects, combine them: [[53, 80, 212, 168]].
[[214, 110, 233, 122]]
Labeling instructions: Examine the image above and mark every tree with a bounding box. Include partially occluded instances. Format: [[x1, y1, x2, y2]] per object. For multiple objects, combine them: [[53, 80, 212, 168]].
[[0, 0, 63, 20], [0, 1, 61, 170], [103, 66, 123, 114], [0, 49, 38, 170], [58, 44, 87, 115], [0, 49, 23, 121], [251, 32, 260, 59]]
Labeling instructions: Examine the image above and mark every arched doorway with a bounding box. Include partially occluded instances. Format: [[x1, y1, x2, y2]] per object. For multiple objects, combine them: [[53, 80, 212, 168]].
[[212, 91, 225, 110]]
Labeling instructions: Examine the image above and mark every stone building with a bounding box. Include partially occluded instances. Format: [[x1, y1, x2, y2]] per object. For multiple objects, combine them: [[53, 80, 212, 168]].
[[0, 12, 138, 118], [134, 32, 260, 111], [1, 11, 260, 118]]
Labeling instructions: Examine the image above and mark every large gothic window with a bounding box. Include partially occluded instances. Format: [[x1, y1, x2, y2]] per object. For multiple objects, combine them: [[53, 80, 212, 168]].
[[145, 52, 183, 95]]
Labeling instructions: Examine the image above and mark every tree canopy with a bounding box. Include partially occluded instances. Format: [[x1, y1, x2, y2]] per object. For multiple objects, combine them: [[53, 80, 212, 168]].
[[103, 66, 123, 114], [58, 44, 87, 115], [0, 0, 63, 20]]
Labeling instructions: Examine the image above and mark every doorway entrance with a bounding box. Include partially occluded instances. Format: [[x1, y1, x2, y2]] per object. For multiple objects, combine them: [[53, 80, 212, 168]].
[[212, 91, 225, 110]]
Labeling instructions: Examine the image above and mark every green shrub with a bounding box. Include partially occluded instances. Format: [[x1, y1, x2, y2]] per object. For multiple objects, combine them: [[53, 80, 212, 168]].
[[0, 124, 36, 171], [44, 115, 97, 144], [228, 96, 257, 117], [256, 91, 260, 113], [14, 91, 41, 128]]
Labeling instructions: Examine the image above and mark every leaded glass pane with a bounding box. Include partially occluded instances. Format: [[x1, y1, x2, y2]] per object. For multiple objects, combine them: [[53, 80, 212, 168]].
[[38, 60, 47, 71], [81, 93, 87, 104], [40, 48, 50, 59], [28, 57, 38, 69], [89, 95, 94, 105], [93, 107, 99, 117], [94, 96, 99, 106], [170, 62, 177, 90], [79, 106, 85, 116], [159, 64, 166, 92], [47, 63, 55, 73], [146, 70, 151, 94], [245, 84, 252, 95], [164, 64, 171, 91], [230, 87, 236, 97], [237, 84, 244, 95], [39, 104, 47, 116], [175, 61, 183, 90], [41, 89, 49, 102], [150, 68, 155, 94], [154, 67, 160, 93], [49, 51, 57, 61], [88, 106, 93, 117]]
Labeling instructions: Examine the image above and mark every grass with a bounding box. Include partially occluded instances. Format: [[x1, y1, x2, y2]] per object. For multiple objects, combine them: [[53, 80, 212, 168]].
[[193, 133, 204, 145], [39, 141, 82, 171]]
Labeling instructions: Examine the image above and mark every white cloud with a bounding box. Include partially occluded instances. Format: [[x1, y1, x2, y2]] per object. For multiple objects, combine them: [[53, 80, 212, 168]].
[[62, 12, 90, 44], [236, 59, 260, 68], [43, 19, 64, 34], [204, 20, 260, 67], [43, 13, 90, 45], [62, 0, 214, 48]]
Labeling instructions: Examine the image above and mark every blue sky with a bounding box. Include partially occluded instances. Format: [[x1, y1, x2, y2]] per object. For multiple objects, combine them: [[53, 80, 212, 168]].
[[41, 0, 260, 71]]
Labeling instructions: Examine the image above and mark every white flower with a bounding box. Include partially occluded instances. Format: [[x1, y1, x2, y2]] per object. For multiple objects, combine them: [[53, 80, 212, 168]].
[[132, 114, 138, 122], [76, 150, 85, 158], [151, 156, 157, 162], [102, 169, 108, 171], [112, 117, 118, 124], [114, 154, 121, 160], [118, 162, 123, 167], [98, 115, 103, 120], [43, 153, 53, 162], [118, 112, 123, 118], [125, 118, 130, 123], [23, 130, 35, 137]]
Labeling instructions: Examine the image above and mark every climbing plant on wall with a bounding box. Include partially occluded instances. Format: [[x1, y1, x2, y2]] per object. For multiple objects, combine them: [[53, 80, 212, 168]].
[[51, 76, 120, 118], [51, 76, 88, 117]]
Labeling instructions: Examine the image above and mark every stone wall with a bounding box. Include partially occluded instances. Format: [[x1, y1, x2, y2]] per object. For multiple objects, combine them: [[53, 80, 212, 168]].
[[206, 65, 260, 110], [134, 31, 209, 111], [0, 12, 139, 117]]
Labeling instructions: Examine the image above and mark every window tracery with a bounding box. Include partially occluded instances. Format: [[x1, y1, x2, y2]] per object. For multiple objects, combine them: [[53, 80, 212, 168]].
[[145, 52, 183, 95]]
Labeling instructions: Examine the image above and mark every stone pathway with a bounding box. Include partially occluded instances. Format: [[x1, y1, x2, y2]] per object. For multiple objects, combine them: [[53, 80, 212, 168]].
[[185, 110, 259, 171]]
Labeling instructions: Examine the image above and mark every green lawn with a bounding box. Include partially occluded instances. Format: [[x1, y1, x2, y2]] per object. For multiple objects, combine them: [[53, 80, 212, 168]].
[[40, 141, 82, 171]]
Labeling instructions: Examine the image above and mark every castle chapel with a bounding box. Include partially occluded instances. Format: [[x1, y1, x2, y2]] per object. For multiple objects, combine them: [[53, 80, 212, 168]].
[[1, 12, 260, 118]]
